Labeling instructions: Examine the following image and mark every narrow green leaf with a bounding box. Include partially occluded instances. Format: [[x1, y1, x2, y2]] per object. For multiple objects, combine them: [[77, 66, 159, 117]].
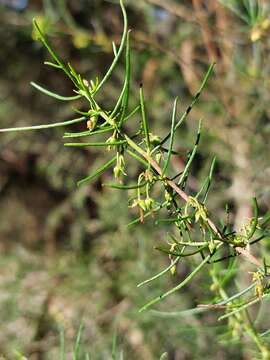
[[150, 307, 207, 318], [31, 82, 82, 101], [112, 41, 117, 57], [67, 62, 80, 84], [77, 156, 117, 186], [63, 127, 114, 139], [111, 31, 131, 120], [33, 19, 60, 64], [217, 283, 256, 306], [160, 353, 168, 360], [168, 238, 209, 247], [202, 156, 216, 203], [44, 61, 61, 69], [0, 117, 85, 133], [74, 109, 92, 116], [155, 245, 207, 257], [94, 0, 128, 94], [126, 149, 148, 168], [64, 140, 126, 147], [140, 85, 151, 151], [128, 202, 167, 227], [196, 156, 216, 202], [247, 197, 259, 240], [119, 30, 131, 126], [177, 120, 202, 187], [260, 328, 270, 338], [33, 19, 76, 85], [137, 256, 180, 288], [250, 234, 270, 246], [112, 331, 118, 360], [260, 212, 270, 228], [73, 324, 83, 360], [157, 63, 215, 148], [123, 104, 140, 122], [102, 181, 147, 190], [162, 97, 178, 177], [155, 218, 182, 224]]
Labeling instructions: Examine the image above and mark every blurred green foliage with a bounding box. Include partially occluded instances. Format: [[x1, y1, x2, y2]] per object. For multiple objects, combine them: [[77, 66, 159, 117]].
[[1, 0, 270, 359]]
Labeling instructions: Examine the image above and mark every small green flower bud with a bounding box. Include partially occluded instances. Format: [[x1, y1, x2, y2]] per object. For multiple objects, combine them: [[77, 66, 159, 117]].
[[149, 133, 161, 145], [138, 199, 147, 211], [83, 79, 89, 87], [87, 116, 97, 130], [170, 264, 177, 275], [145, 169, 154, 182], [165, 190, 173, 203], [210, 283, 218, 292], [145, 197, 154, 210], [113, 165, 121, 179]]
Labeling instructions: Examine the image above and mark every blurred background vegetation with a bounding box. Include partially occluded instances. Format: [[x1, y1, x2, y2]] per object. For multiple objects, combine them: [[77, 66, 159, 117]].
[[0, 0, 270, 359]]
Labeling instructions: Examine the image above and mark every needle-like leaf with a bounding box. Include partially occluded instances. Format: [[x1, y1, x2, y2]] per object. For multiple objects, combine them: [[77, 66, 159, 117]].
[[64, 140, 126, 147], [177, 120, 202, 187], [247, 197, 259, 240], [139, 85, 151, 151], [111, 30, 131, 121], [196, 156, 216, 202], [31, 82, 82, 101], [77, 156, 117, 187], [63, 127, 114, 139], [0, 117, 86, 133], [162, 97, 178, 177], [137, 256, 180, 288], [93, 0, 128, 95], [157, 63, 215, 148], [102, 181, 147, 190]]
